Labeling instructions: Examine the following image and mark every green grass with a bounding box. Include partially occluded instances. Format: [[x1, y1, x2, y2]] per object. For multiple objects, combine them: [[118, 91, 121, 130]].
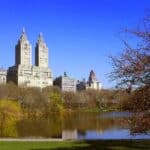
[[0, 140, 150, 150]]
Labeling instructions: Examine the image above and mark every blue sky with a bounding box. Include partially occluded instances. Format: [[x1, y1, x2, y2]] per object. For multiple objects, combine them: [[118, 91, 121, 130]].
[[0, 0, 150, 88]]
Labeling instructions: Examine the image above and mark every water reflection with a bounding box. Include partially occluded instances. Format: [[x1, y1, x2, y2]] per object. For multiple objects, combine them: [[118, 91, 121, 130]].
[[62, 129, 78, 140], [0, 112, 150, 139]]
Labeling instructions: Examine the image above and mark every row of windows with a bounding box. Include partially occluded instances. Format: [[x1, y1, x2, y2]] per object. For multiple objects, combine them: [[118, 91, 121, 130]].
[[0, 77, 6, 81]]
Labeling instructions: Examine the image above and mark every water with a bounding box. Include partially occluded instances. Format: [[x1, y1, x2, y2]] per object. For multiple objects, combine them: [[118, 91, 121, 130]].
[[0, 111, 150, 139]]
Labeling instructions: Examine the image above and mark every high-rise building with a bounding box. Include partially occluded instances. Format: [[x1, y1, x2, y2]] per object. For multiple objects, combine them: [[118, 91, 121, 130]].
[[7, 29, 53, 88], [35, 33, 48, 68], [15, 28, 32, 66]]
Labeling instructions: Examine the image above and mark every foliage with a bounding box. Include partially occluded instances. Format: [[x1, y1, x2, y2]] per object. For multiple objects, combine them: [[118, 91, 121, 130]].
[[49, 91, 64, 113], [1, 82, 148, 114], [63, 91, 84, 109], [0, 83, 130, 115], [129, 113, 150, 135], [0, 82, 19, 100], [0, 100, 22, 137], [128, 86, 150, 111], [110, 16, 150, 111], [110, 17, 150, 89]]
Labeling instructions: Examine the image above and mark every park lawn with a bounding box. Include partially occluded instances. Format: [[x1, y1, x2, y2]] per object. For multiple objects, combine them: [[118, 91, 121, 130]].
[[0, 140, 150, 150]]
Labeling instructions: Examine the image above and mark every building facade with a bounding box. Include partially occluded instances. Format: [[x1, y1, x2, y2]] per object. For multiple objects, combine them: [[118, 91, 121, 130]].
[[54, 72, 76, 92], [86, 70, 102, 90], [77, 70, 102, 91], [76, 79, 86, 91], [7, 29, 53, 88], [0, 69, 7, 84]]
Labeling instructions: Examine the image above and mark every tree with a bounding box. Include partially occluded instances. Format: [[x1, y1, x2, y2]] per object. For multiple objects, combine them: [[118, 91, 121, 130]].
[[110, 16, 150, 90], [0, 100, 22, 137], [110, 16, 150, 111], [49, 92, 64, 113]]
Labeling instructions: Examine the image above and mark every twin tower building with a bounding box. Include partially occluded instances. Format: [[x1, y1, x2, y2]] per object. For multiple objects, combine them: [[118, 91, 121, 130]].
[[6, 29, 102, 90], [7, 29, 53, 88]]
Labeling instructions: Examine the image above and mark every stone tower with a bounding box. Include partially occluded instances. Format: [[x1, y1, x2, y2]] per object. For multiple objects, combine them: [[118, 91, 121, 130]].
[[15, 28, 32, 66], [88, 70, 97, 83], [7, 29, 53, 88], [87, 70, 102, 90], [35, 33, 48, 68]]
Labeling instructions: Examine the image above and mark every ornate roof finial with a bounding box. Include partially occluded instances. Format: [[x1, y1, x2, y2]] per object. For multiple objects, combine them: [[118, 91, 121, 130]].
[[39, 32, 43, 37], [38, 32, 44, 42], [20, 27, 28, 41], [22, 27, 25, 33], [89, 70, 97, 82], [64, 72, 67, 77]]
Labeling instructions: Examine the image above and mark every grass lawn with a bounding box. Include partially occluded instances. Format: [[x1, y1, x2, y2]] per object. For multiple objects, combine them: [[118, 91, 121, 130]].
[[0, 140, 150, 150]]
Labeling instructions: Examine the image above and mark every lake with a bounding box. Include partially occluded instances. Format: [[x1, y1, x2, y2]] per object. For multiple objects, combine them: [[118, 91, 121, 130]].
[[0, 111, 150, 140]]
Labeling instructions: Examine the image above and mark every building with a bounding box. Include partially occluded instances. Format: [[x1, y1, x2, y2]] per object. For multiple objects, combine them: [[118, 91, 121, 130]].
[[54, 72, 76, 92], [7, 29, 53, 88], [86, 70, 102, 90], [76, 78, 86, 91], [77, 70, 102, 91], [0, 68, 7, 84]]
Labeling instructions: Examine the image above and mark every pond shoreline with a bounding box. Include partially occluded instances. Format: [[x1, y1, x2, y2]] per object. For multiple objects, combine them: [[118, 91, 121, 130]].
[[0, 138, 63, 141]]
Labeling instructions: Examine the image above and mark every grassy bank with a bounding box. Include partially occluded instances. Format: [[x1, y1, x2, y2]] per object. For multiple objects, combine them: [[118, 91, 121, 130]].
[[0, 140, 150, 150]]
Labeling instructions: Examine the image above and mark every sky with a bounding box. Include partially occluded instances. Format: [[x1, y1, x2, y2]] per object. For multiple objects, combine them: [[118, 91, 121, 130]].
[[0, 0, 150, 88]]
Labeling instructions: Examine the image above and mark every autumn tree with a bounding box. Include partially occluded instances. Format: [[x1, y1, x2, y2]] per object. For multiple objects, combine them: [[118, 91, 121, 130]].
[[110, 16, 150, 111], [110, 16, 150, 90], [0, 100, 22, 137]]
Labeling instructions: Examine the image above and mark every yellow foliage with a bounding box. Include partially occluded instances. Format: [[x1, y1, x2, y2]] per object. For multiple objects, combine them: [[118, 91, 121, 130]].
[[49, 92, 64, 113], [0, 100, 22, 137]]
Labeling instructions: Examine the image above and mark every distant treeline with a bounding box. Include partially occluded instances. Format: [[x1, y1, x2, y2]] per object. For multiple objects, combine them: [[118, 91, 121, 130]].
[[0, 83, 149, 119]]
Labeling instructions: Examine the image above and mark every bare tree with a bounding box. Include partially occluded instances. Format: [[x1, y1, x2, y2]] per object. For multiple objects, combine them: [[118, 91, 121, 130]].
[[110, 16, 150, 90]]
